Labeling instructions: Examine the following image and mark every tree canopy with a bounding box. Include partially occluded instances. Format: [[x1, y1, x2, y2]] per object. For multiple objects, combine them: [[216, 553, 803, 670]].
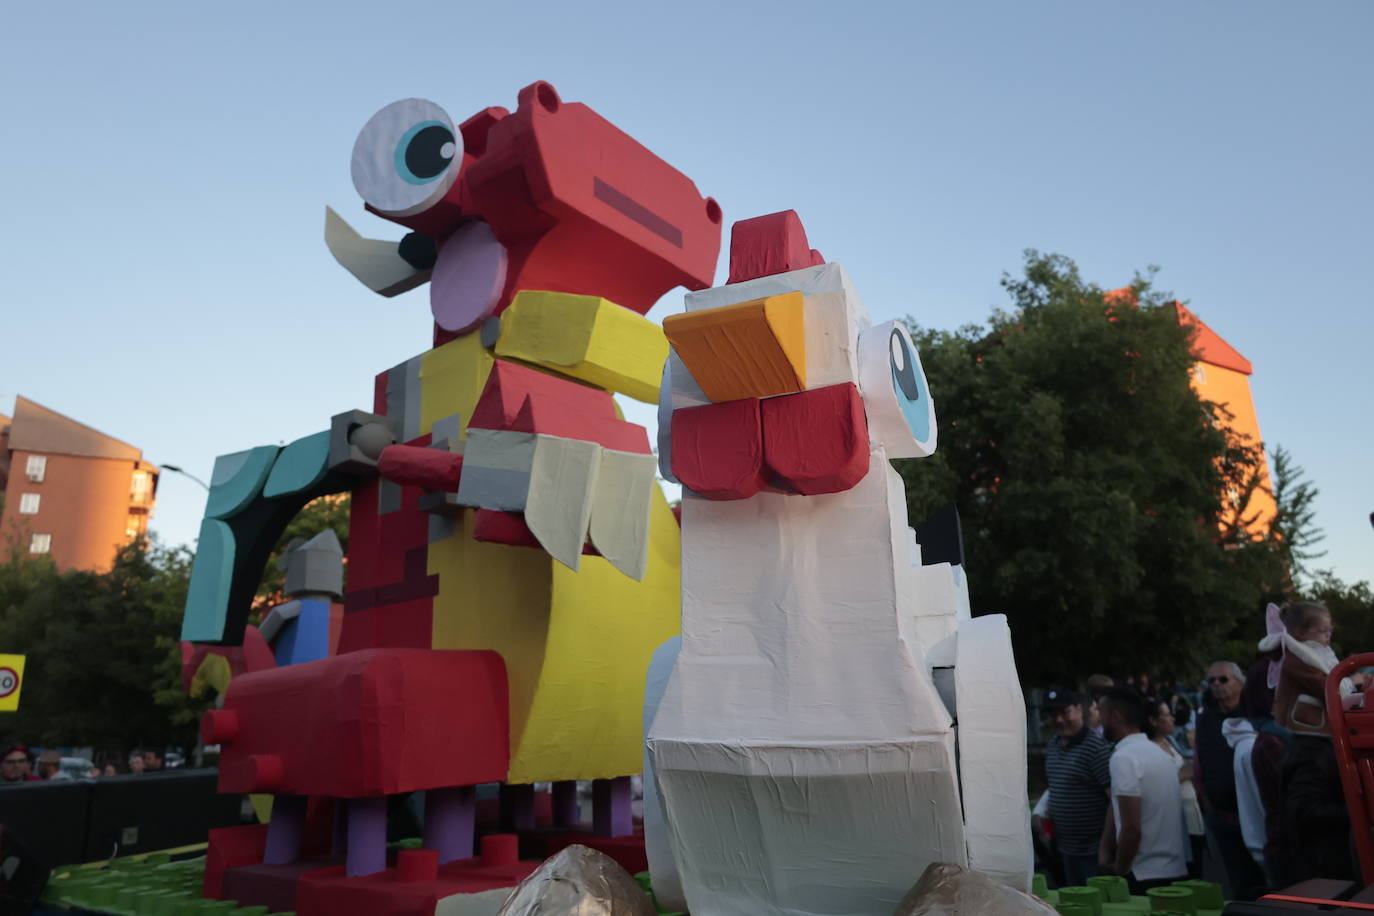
[[898, 251, 1288, 684]]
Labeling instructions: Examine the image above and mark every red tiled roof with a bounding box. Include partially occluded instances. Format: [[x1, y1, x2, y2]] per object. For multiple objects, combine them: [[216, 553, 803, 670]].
[[1172, 302, 1253, 375], [7, 396, 143, 460]]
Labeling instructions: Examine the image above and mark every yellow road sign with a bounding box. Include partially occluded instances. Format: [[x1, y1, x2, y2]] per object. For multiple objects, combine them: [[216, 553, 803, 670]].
[[0, 654, 26, 711]]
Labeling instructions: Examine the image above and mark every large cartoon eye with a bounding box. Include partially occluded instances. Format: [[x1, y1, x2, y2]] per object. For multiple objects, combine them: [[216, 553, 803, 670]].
[[350, 99, 463, 217], [858, 320, 937, 458]]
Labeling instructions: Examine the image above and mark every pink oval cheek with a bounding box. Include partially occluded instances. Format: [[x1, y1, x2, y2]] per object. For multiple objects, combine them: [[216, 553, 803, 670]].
[[430, 221, 508, 334]]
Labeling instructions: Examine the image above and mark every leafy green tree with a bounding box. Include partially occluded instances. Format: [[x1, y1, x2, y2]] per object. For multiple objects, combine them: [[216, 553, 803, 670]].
[[1266, 444, 1326, 586], [898, 251, 1288, 683], [0, 538, 203, 749]]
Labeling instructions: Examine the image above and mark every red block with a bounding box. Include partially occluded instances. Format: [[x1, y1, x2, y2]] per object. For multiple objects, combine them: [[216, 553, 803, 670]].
[[471, 510, 600, 556], [295, 852, 537, 916], [204, 823, 269, 899], [761, 383, 870, 495], [468, 360, 651, 454], [727, 210, 825, 284], [213, 648, 509, 796], [378, 445, 463, 491], [670, 399, 767, 500], [540, 828, 648, 877]]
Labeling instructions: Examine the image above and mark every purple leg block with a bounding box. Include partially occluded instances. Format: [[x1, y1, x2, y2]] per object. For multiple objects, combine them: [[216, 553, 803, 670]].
[[499, 783, 536, 831], [424, 785, 476, 864], [552, 780, 580, 828], [592, 776, 632, 837], [263, 795, 306, 865], [345, 797, 388, 877]]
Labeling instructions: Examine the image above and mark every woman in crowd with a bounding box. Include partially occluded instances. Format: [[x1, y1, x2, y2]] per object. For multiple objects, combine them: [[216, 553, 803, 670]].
[[1147, 698, 1207, 877]]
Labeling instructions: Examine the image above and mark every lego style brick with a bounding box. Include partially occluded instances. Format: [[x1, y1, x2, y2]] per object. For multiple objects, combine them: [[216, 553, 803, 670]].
[[468, 359, 651, 454], [271, 599, 337, 666], [663, 292, 806, 403], [207, 446, 280, 520], [670, 399, 767, 501], [455, 430, 535, 512], [204, 824, 268, 899], [494, 291, 669, 403], [760, 383, 869, 495], [182, 518, 235, 642], [727, 210, 824, 284], [329, 410, 396, 477], [378, 443, 465, 492], [210, 648, 509, 797], [264, 431, 332, 499]]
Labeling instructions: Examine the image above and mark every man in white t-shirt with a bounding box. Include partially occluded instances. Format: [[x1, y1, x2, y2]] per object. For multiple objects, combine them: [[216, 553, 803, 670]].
[[1098, 687, 1188, 893]]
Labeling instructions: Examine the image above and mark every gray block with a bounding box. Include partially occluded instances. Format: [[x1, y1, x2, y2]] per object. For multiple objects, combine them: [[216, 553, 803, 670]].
[[283, 529, 344, 599], [328, 409, 396, 476]]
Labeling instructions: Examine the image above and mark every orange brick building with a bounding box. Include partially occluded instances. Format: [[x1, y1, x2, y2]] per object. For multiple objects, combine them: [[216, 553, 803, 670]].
[[0, 396, 160, 572]]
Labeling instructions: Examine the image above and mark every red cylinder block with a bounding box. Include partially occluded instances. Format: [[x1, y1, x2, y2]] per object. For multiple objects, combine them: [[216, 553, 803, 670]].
[[480, 833, 519, 867], [396, 848, 440, 882], [201, 709, 239, 744]]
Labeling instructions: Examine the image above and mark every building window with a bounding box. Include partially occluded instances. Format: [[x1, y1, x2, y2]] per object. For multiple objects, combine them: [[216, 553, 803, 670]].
[[1194, 363, 1207, 383], [126, 516, 144, 540], [131, 472, 150, 502], [29, 533, 51, 555], [18, 493, 40, 515], [26, 455, 47, 482]]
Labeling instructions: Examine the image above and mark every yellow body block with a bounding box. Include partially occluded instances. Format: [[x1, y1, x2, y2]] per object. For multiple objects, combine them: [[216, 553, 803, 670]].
[[663, 291, 806, 402], [494, 291, 668, 404], [420, 331, 681, 783]]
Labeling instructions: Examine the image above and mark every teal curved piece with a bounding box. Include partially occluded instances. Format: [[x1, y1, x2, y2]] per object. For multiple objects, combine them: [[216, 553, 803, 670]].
[[180, 517, 236, 642], [263, 431, 331, 499], [205, 446, 280, 519]]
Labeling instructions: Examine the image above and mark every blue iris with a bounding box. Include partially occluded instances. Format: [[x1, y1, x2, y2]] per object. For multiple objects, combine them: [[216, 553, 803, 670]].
[[889, 328, 931, 443], [394, 120, 456, 185]]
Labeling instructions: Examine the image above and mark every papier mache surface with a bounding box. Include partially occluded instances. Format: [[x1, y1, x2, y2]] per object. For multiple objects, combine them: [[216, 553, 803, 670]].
[[493, 845, 655, 916], [892, 863, 1057, 916]]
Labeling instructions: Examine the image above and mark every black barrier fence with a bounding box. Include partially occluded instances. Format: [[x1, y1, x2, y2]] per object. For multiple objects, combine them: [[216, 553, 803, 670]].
[[0, 770, 245, 869]]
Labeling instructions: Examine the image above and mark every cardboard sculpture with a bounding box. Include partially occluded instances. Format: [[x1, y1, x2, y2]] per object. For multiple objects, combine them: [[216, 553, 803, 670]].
[[647, 213, 1032, 915], [178, 81, 720, 915]]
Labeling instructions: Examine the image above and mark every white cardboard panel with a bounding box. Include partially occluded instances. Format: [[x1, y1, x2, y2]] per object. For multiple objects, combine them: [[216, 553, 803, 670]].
[[649, 738, 966, 916], [650, 451, 964, 915], [954, 614, 1032, 890], [642, 637, 686, 913], [588, 449, 656, 581], [525, 435, 601, 572]]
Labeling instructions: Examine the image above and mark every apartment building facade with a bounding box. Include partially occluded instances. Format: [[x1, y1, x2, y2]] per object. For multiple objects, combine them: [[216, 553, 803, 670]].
[[0, 396, 160, 572]]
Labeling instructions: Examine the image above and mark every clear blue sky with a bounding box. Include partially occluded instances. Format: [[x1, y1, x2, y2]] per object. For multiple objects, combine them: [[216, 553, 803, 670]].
[[3, 1, 1370, 589]]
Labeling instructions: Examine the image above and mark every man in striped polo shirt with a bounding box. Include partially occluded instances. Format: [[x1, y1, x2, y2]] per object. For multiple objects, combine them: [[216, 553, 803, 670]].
[[1042, 687, 1113, 886]]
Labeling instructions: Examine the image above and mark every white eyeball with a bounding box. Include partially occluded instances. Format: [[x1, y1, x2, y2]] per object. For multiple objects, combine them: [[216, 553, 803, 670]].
[[350, 98, 463, 217], [857, 320, 937, 458]]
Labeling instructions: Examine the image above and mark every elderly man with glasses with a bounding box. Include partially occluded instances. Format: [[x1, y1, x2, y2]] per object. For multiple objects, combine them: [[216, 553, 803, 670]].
[[1191, 660, 1265, 899], [0, 745, 39, 783]]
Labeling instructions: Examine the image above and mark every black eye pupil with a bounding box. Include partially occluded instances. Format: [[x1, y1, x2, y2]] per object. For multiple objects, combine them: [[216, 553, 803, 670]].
[[889, 329, 920, 400], [405, 124, 455, 180]]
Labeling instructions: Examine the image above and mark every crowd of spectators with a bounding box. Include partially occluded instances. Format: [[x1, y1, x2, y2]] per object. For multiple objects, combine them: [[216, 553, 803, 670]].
[[1034, 601, 1362, 900], [0, 745, 169, 782]]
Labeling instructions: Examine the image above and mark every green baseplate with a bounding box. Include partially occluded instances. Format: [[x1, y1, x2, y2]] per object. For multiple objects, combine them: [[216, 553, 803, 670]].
[[40, 845, 1215, 916], [1034, 873, 1228, 916], [38, 839, 685, 916]]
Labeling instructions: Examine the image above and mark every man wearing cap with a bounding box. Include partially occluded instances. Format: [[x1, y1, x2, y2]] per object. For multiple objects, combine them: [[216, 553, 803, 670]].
[[1041, 687, 1114, 886], [1, 745, 40, 782]]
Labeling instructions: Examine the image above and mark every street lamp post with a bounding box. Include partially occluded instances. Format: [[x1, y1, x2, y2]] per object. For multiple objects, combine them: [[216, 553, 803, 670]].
[[160, 463, 210, 491]]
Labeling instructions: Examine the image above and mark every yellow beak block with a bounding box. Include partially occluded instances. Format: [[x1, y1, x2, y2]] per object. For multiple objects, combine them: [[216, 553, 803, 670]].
[[494, 290, 669, 404], [663, 291, 807, 402]]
